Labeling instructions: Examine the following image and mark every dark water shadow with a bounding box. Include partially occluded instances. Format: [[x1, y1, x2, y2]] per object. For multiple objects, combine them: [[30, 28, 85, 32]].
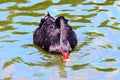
[[54, 0, 84, 6], [98, 20, 120, 31], [7, 1, 53, 11], [91, 66, 117, 72], [83, 0, 115, 5], [84, 31, 105, 37], [101, 58, 117, 63], [83, 6, 109, 12], [69, 63, 117, 72], [70, 63, 90, 70], [2, 76, 12, 80], [0, 26, 17, 32], [12, 31, 29, 35], [0, 0, 27, 4], [0, 40, 20, 43], [15, 22, 39, 26], [0, 20, 12, 26]]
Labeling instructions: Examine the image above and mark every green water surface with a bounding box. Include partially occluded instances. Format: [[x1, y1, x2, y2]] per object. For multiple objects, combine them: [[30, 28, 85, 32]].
[[0, 0, 120, 80]]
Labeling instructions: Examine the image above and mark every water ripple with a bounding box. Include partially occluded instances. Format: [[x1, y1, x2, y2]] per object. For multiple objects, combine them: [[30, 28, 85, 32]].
[[0, 0, 120, 79]]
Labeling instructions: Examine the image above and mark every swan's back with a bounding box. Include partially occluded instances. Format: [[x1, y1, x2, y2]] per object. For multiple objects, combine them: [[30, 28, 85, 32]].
[[33, 13, 60, 51]]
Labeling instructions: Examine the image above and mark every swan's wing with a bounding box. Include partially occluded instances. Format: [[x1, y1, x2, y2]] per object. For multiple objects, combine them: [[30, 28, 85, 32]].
[[67, 29, 77, 49]]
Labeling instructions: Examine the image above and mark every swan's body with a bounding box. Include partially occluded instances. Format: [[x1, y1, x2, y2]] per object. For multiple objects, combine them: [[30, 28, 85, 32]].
[[33, 12, 77, 61]]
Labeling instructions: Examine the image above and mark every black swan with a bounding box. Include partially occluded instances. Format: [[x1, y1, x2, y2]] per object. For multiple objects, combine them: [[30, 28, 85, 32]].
[[33, 12, 77, 61]]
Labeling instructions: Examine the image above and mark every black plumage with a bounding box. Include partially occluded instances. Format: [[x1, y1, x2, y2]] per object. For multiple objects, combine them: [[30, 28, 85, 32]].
[[33, 12, 77, 60]]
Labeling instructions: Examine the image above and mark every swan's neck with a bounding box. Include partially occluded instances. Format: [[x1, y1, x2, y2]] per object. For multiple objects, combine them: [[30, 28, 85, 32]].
[[60, 20, 71, 52]]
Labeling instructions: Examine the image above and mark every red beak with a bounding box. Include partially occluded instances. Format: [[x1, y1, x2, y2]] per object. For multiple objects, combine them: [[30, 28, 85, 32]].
[[62, 51, 70, 61]]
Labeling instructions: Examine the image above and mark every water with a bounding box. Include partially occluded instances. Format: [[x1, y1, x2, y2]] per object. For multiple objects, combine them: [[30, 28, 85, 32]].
[[0, 0, 120, 80]]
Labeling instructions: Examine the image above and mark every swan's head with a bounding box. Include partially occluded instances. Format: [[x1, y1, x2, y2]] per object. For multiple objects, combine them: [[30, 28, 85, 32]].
[[55, 16, 71, 61]]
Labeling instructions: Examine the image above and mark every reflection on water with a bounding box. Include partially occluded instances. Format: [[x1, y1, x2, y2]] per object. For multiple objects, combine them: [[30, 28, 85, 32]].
[[0, 0, 120, 80], [0, 26, 17, 32]]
